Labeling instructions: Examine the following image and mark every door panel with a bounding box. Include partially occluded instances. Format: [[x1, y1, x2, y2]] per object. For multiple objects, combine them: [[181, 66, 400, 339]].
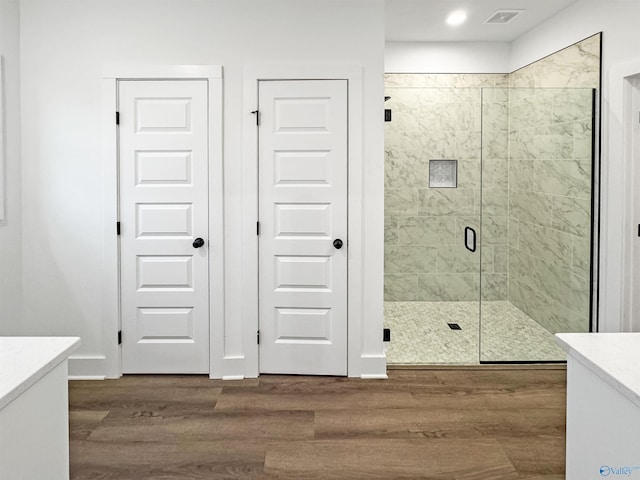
[[120, 80, 209, 373], [258, 80, 348, 375]]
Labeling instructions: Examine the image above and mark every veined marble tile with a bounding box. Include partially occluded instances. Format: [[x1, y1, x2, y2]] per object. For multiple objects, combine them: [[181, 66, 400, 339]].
[[453, 160, 481, 188], [436, 246, 479, 273], [509, 95, 554, 131], [519, 222, 573, 271], [533, 124, 574, 160], [509, 280, 589, 335], [481, 215, 508, 245], [482, 102, 509, 131], [508, 218, 520, 250], [534, 159, 591, 199], [481, 274, 508, 301], [573, 120, 594, 159], [426, 102, 478, 132], [509, 190, 554, 229], [494, 75, 510, 88], [398, 216, 457, 246], [480, 245, 508, 275], [552, 89, 594, 124], [385, 245, 437, 274], [418, 188, 475, 216], [455, 131, 481, 160], [482, 87, 509, 103], [384, 274, 418, 301], [385, 216, 399, 245], [508, 159, 534, 191], [552, 195, 591, 237], [572, 236, 591, 276], [509, 129, 536, 160], [385, 151, 418, 189], [482, 130, 509, 160], [508, 246, 535, 289], [385, 188, 418, 216], [509, 34, 600, 89], [530, 254, 590, 317], [481, 187, 508, 216], [508, 88, 537, 103], [494, 248, 508, 273], [385, 73, 505, 89], [481, 245, 495, 273], [418, 273, 479, 301], [483, 158, 509, 187]]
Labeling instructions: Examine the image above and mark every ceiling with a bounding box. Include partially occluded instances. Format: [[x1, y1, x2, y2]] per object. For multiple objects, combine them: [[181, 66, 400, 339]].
[[385, 0, 579, 42]]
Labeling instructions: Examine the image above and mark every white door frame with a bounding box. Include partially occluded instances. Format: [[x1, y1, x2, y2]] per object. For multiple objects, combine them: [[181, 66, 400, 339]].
[[101, 65, 224, 378], [241, 65, 375, 379], [608, 59, 640, 333]]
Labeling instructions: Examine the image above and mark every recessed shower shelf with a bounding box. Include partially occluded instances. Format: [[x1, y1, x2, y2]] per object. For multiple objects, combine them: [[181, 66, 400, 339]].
[[429, 159, 457, 188]]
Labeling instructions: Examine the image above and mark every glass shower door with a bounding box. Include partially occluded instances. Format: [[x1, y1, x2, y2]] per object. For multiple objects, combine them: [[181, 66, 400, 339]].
[[479, 87, 595, 362], [383, 84, 482, 365]]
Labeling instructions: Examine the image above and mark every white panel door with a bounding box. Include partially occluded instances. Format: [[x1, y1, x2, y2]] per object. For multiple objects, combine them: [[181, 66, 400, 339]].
[[258, 80, 348, 375], [119, 80, 209, 373]]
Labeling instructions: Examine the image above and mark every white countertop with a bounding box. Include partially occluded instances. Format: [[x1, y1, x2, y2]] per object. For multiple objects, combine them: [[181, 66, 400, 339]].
[[0, 336, 80, 411], [556, 333, 640, 408]]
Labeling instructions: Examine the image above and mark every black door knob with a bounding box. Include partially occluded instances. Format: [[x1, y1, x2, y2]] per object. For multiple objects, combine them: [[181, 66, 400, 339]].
[[192, 237, 205, 248], [333, 238, 343, 249]]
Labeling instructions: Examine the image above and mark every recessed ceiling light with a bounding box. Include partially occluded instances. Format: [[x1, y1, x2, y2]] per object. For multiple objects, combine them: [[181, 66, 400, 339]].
[[446, 10, 467, 26]]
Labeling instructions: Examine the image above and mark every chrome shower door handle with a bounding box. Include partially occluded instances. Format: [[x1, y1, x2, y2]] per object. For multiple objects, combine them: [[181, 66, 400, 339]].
[[464, 227, 476, 253]]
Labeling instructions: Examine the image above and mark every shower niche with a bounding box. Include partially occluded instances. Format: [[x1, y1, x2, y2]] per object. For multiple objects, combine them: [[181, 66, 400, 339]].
[[383, 59, 599, 365]]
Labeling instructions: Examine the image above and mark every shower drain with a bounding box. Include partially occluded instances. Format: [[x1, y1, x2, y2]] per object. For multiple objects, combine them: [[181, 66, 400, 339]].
[[447, 323, 462, 330]]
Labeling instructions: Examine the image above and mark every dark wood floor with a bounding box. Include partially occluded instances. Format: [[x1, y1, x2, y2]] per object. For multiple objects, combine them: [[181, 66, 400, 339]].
[[69, 368, 567, 479]]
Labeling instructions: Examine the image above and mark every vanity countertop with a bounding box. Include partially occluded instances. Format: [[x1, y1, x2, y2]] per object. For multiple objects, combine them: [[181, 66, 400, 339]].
[[0, 336, 80, 410], [556, 333, 640, 408]]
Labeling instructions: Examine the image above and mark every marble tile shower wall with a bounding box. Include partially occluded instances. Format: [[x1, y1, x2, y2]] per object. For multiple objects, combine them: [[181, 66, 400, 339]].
[[384, 74, 509, 301], [507, 34, 600, 334]]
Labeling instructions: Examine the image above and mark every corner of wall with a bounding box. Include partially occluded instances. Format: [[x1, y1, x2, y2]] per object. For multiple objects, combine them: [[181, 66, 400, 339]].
[[0, 0, 23, 333]]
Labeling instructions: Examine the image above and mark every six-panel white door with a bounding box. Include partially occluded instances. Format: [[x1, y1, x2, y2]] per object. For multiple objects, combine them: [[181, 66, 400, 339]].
[[258, 80, 348, 375], [119, 80, 209, 373]]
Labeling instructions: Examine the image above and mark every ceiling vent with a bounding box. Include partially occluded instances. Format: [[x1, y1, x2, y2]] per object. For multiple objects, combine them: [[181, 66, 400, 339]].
[[484, 10, 522, 24]]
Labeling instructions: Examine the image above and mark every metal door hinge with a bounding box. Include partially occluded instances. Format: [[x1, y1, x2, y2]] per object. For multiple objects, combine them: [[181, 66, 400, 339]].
[[383, 328, 391, 342], [251, 110, 260, 126], [118, 330, 122, 345], [257, 221, 260, 236], [116, 111, 120, 125], [257, 330, 260, 344], [116, 221, 121, 235]]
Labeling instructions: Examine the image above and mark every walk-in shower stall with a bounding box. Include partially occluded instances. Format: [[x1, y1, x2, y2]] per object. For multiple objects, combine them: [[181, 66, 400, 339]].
[[384, 74, 596, 364]]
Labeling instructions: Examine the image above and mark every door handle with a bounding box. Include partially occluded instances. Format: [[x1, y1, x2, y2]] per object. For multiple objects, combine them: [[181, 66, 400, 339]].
[[193, 237, 205, 248], [464, 227, 476, 253], [333, 238, 344, 249]]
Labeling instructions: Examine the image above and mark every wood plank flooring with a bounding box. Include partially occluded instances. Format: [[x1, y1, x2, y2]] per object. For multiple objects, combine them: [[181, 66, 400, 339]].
[[69, 368, 567, 479]]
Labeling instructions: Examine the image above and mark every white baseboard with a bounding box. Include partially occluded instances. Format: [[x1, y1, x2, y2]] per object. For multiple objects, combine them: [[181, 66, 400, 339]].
[[68, 355, 106, 379], [210, 355, 247, 380], [359, 354, 388, 379]]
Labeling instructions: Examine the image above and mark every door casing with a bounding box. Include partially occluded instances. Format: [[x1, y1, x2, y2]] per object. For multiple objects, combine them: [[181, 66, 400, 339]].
[[101, 66, 224, 379], [241, 65, 385, 379]]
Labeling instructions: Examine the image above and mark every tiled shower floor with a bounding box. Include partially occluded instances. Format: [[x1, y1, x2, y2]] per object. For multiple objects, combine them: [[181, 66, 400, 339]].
[[384, 301, 566, 364]]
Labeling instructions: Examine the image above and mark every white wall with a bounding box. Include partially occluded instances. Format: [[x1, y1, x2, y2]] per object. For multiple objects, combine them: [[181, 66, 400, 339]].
[[20, 0, 385, 376], [385, 42, 510, 73], [510, 1, 640, 332], [0, 0, 22, 332]]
